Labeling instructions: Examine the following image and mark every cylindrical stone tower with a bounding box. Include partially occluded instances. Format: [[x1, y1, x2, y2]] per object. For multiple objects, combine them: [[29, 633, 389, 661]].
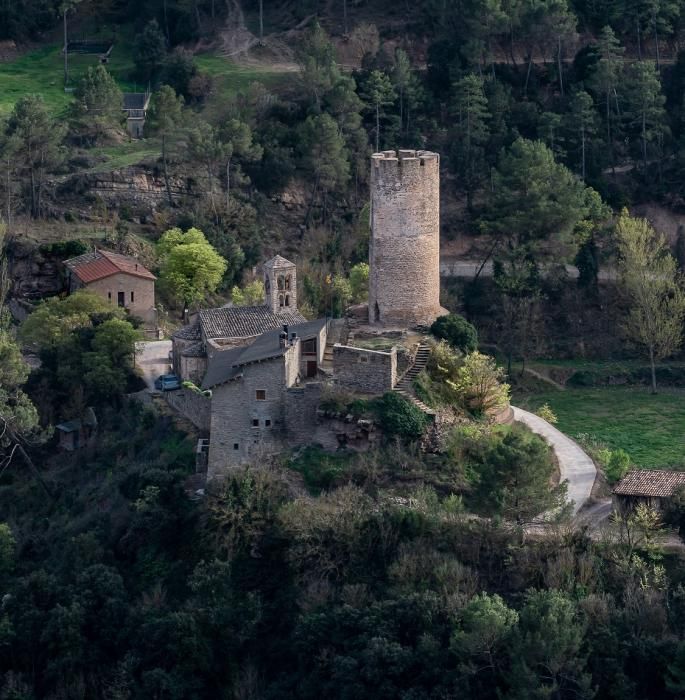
[[368, 149, 442, 327]]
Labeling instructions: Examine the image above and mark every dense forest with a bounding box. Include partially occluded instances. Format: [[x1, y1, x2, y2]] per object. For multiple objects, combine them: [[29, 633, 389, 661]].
[[3, 0, 685, 698]]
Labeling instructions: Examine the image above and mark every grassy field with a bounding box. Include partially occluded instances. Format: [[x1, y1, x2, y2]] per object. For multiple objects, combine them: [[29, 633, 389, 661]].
[[516, 386, 685, 469], [0, 36, 138, 116], [0, 37, 287, 117]]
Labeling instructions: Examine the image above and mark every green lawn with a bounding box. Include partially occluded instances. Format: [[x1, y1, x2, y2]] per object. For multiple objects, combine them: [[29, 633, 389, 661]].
[[515, 386, 685, 469]]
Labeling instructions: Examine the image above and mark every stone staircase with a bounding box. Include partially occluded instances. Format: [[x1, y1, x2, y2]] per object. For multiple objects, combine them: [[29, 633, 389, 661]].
[[393, 342, 435, 416], [322, 319, 348, 373]]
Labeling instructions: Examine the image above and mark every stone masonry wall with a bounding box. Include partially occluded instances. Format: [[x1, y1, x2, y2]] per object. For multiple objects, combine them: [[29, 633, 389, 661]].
[[76, 272, 156, 328], [369, 150, 442, 327], [333, 344, 397, 394], [164, 388, 211, 432], [207, 356, 290, 479], [285, 382, 323, 446]]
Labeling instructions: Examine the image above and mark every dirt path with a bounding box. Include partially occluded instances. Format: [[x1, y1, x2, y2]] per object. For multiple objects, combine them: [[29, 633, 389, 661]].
[[219, 0, 298, 71], [512, 406, 597, 515], [440, 258, 618, 282]]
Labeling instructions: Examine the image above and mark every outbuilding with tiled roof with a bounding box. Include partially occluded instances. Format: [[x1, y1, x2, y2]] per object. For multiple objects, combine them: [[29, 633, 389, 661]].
[[613, 469, 685, 513], [64, 249, 157, 332]]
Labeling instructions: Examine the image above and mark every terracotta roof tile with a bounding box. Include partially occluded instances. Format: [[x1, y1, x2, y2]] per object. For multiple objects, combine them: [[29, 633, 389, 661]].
[[613, 469, 685, 498], [65, 250, 155, 284]]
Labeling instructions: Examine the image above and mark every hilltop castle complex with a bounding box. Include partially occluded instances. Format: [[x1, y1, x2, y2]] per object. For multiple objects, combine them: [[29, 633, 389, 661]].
[[170, 150, 444, 480]]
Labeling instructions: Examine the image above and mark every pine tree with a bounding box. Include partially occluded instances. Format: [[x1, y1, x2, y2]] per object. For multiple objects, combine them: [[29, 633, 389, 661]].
[[564, 89, 599, 180], [624, 60, 668, 171], [450, 74, 490, 211]]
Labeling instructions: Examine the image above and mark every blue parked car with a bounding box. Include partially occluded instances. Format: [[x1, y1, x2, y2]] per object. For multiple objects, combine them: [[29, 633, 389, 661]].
[[154, 374, 182, 391]]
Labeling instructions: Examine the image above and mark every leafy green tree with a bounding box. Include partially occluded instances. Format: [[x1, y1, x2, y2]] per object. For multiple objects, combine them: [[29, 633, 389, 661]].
[[509, 590, 592, 699], [431, 314, 479, 353], [186, 121, 229, 220], [296, 21, 339, 113], [4, 95, 65, 218], [361, 70, 396, 152], [146, 85, 186, 206], [450, 74, 490, 210], [475, 426, 568, 525], [220, 118, 263, 211], [375, 392, 427, 441], [392, 48, 413, 134], [157, 227, 227, 310], [590, 26, 625, 165], [133, 19, 167, 83], [564, 89, 599, 180], [72, 65, 123, 143], [485, 138, 602, 260], [162, 47, 197, 98], [299, 113, 350, 223], [624, 60, 668, 170], [615, 210, 685, 393], [455, 351, 510, 417], [231, 279, 264, 306], [82, 320, 139, 399], [0, 523, 15, 578], [349, 262, 369, 303], [20, 290, 118, 350], [451, 592, 518, 681]]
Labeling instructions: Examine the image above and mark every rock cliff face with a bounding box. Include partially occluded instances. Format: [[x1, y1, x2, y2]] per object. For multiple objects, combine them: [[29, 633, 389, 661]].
[[60, 167, 187, 209], [7, 241, 66, 302]]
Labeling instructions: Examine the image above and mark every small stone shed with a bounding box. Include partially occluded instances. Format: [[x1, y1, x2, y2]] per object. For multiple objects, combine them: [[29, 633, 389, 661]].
[[55, 408, 98, 451], [122, 91, 151, 138], [613, 469, 685, 513]]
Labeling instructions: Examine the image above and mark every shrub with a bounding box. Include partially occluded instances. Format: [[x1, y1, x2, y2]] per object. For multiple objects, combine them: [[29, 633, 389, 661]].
[[431, 313, 478, 353], [605, 448, 631, 483], [374, 392, 427, 441], [454, 352, 510, 417], [535, 403, 558, 424]]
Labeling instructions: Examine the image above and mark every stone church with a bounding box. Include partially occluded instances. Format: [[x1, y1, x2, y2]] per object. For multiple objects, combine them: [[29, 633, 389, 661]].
[[171, 149, 445, 480]]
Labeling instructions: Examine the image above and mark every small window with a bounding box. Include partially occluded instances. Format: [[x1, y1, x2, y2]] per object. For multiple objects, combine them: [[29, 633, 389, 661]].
[[279, 294, 284, 307], [265, 419, 272, 427], [285, 294, 290, 307], [359, 355, 370, 363], [233, 443, 239, 450], [108, 292, 112, 301], [285, 274, 291, 291], [255, 390, 266, 401], [130, 291, 135, 303], [252, 418, 259, 427], [277, 275, 285, 291]]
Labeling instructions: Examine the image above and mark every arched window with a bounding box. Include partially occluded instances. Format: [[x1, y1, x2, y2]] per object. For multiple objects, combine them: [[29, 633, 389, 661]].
[[279, 294, 284, 307], [285, 274, 291, 291], [265, 278, 270, 295], [277, 275, 285, 291], [285, 294, 290, 307]]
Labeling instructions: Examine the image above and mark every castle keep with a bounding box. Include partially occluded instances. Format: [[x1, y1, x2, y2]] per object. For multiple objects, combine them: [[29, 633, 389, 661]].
[[369, 150, 442, 327]]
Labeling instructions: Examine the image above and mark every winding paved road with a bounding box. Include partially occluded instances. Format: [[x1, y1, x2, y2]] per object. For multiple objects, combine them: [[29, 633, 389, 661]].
[[512, 406, 597, 515]]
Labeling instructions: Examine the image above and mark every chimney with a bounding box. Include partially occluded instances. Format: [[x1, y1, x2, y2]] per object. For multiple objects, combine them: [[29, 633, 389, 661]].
[[279, 331, 288, 348], [290, 332, 297, 346]]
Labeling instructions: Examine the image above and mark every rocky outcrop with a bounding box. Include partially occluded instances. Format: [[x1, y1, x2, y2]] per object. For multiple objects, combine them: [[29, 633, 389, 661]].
[[6, 240, 66, 302]]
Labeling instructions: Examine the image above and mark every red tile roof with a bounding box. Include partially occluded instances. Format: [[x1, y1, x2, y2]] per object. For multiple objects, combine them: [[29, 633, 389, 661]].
[[613, 469, 685, 498], [65, 250, 156, 284]]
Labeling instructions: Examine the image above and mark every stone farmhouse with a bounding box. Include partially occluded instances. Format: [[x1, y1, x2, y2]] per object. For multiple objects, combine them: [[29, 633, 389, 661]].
[[122, 91, 151, 138], [170, 149, 446, 480], [64, 249, 157, 331]]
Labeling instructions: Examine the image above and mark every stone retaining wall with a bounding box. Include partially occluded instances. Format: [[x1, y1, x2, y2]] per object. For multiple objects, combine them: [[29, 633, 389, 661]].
[[164, 388, 211, 432], [333, 344, 397, 394]]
